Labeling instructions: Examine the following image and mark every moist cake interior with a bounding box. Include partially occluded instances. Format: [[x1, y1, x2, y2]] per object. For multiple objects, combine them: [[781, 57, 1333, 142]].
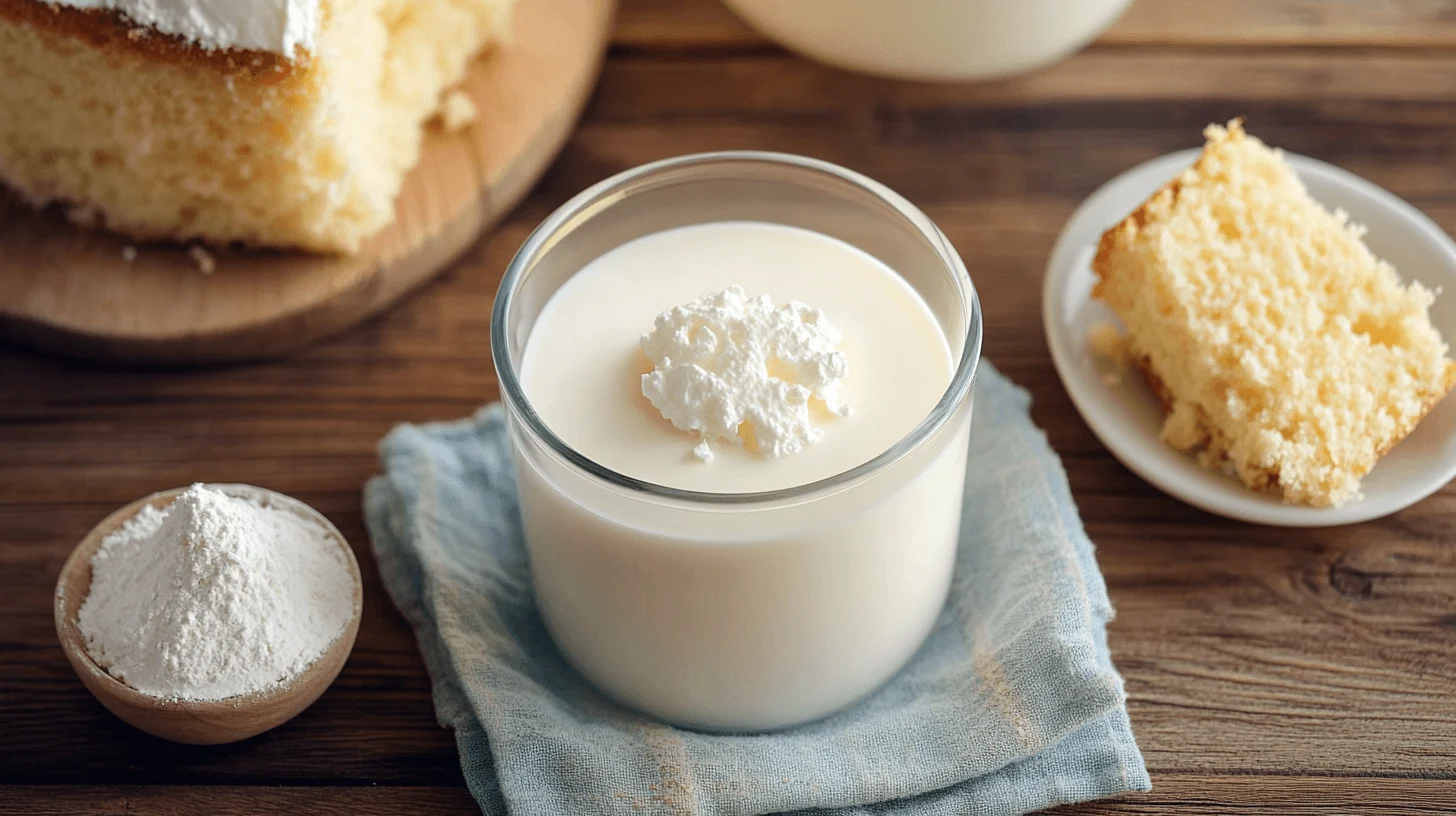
[[0, 0, 514, 252]]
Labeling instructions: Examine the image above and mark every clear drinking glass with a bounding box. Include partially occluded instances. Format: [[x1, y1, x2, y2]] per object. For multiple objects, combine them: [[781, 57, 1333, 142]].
[[492, 152, 982, 731]]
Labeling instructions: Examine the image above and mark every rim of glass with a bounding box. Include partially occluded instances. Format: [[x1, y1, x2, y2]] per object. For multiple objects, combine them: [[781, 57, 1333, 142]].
[[491, 151, 982, 505]]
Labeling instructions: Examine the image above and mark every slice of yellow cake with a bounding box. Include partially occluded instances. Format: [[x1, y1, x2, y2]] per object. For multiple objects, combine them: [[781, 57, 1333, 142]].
[[1092, 120, 1456, 507], [0, 0, 514, 253]]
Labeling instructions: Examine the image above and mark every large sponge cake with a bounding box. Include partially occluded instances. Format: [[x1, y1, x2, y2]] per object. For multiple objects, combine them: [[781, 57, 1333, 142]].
[[0, 0, 513, 253], [1093, 120, 1456, 507]]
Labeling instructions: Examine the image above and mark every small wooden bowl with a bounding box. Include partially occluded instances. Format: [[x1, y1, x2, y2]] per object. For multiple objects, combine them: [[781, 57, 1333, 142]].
[[54, 484, 363, 745]]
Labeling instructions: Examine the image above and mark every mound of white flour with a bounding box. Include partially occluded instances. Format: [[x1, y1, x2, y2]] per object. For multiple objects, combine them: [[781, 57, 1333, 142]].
[[78, 484, 354, 701]]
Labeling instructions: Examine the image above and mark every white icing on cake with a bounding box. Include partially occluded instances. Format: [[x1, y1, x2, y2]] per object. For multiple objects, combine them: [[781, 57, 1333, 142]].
[[54, 0, 319, 57], [640, 286, 851, 463]]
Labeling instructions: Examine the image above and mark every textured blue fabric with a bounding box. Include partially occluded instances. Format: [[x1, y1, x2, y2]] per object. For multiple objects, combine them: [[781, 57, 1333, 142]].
[[364, 362, 1150, 816]]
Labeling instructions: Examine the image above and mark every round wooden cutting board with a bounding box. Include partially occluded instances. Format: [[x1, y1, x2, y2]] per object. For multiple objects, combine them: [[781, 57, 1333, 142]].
[[0, 0, 615, 364]]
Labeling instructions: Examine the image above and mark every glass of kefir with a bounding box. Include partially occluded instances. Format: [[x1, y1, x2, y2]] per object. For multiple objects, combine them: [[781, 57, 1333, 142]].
[[492, 152, 981, 731], [720, 0, 1135, 81]]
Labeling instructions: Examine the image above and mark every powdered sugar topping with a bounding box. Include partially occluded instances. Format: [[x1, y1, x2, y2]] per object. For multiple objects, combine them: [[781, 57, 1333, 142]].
[[77, 484, 354, 701], [639, 286, 851, 463]]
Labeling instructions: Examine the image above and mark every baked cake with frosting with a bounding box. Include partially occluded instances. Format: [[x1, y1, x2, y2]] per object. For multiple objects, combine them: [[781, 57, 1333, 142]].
[[0, 0, 514, 252]]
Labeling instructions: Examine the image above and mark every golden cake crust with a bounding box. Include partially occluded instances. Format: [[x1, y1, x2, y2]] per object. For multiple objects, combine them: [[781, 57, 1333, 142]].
[[0, 0, 513, 251]]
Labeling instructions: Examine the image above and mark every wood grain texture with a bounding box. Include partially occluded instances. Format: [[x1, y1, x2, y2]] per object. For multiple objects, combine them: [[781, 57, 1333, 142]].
[[2, 776, 1454, 814], [4, 0, 1456, 813], [0, 0, 614, 364], [1106, 0, 1456, 47]]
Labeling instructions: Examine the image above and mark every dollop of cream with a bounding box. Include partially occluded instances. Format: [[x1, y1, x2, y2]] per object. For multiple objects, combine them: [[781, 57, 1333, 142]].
[[640, 286, 851, 463]]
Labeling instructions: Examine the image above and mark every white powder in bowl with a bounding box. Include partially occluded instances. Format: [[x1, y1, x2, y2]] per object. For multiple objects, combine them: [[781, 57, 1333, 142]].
[[77, 484, 356, 701]]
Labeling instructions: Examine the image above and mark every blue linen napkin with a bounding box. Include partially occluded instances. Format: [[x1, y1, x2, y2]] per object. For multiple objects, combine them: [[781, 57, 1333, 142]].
[[364, 362, 1150, 816]]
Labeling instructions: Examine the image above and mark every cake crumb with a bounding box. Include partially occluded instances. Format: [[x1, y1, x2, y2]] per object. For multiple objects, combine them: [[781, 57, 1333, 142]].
[[438, 91, 478, 132], [66, 204, 102, 228], [1091, 120, 1456, 507], [1087, 321, 1129, 384], [121, 245, 137, 263], [189, 245, 216, 275]]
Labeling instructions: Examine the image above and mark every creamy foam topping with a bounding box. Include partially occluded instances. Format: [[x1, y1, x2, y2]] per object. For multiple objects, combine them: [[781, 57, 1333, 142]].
[[640, 286, 851, 463], [57, 0, 319, 57]]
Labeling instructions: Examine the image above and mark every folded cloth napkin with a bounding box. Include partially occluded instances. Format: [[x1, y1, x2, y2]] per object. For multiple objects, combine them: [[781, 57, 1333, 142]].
[[364, 362, 1150, 816]]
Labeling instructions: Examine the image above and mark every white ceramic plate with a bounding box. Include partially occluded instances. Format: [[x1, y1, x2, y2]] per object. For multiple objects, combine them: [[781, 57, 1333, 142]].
[[1043, 149, 1456, 526]]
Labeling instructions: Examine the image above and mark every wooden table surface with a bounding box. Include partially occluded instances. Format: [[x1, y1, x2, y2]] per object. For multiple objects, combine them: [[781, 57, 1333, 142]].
[[4, 0, 1456, 812]]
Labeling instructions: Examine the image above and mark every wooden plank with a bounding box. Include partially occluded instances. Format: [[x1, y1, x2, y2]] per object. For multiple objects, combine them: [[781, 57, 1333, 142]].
[[588, 50, 1456, 115], [1053, 774, 1456, 813], [612, 0, 758, 49], [611, 0, 1456, 50], [1101, 524, 1456, 777], [2, 776, 1453, 814], [0, 787, 481, 814], [1107, 0, 1456, 47]]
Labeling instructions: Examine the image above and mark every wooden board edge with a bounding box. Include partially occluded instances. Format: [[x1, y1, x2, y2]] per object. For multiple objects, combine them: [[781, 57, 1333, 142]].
[[0, 0, 614, 366]]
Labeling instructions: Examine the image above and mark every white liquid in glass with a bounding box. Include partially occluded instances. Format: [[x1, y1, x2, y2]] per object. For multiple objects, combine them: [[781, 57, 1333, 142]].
[[520, 220, 954, 493]]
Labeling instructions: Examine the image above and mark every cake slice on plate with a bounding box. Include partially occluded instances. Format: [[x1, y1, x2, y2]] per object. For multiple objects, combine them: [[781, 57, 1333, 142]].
[[1093, 120, 1456, 507], [0, 0, 514, 252]]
